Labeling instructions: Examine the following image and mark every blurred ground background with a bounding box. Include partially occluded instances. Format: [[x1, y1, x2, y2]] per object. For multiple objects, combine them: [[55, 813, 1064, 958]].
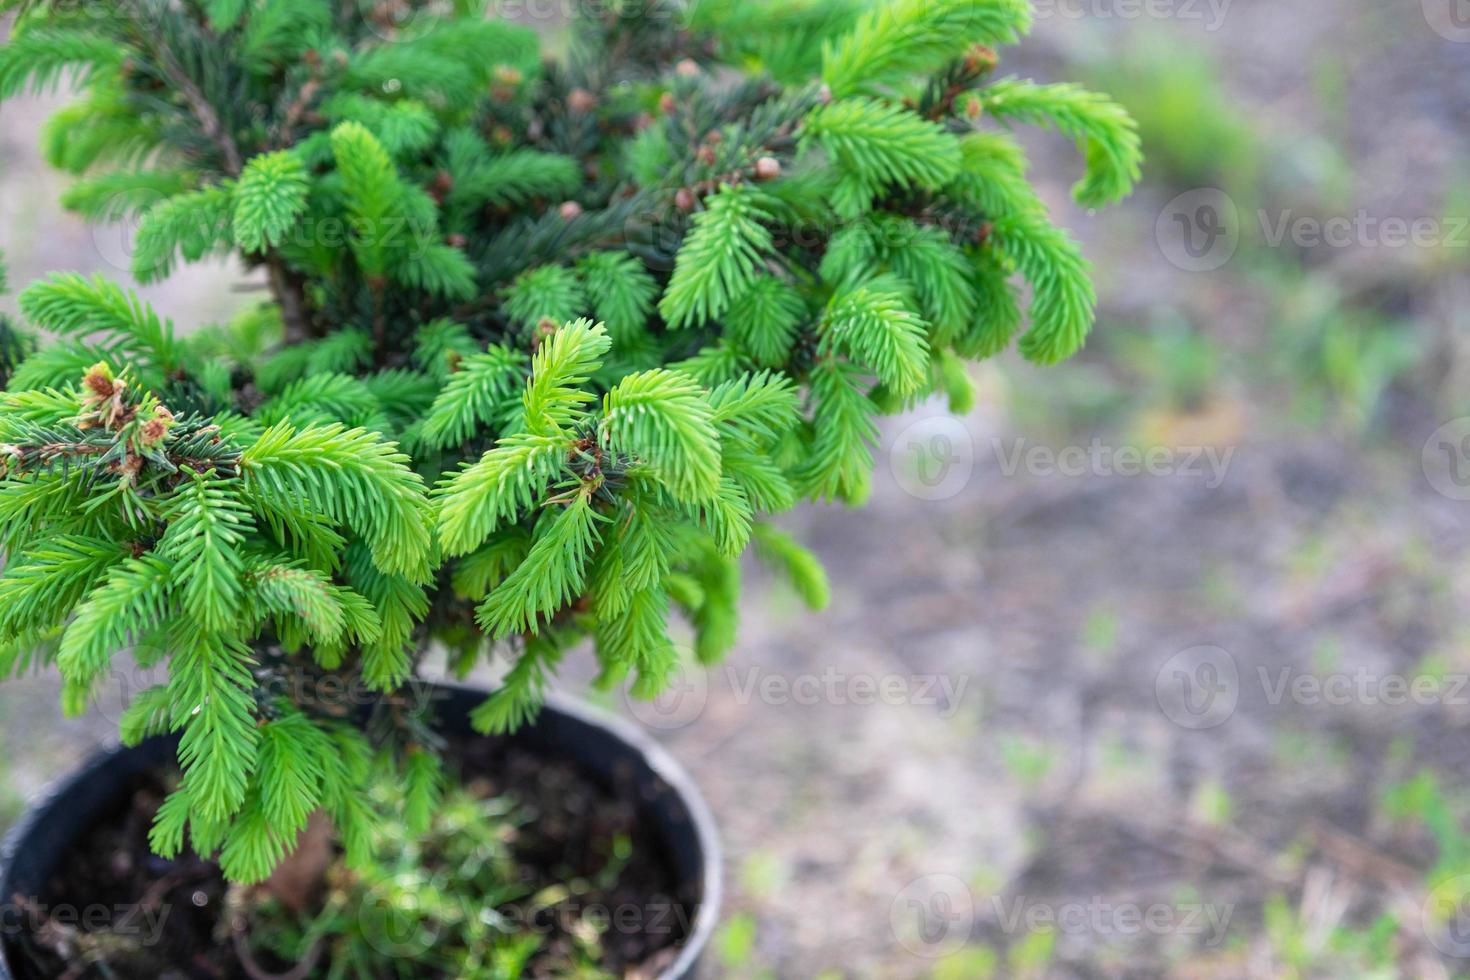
[[6, 1, 1470, 978]]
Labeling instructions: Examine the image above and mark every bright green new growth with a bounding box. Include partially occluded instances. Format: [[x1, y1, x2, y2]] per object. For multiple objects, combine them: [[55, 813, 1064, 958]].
[[0, 0, 1139, 887], [0, 361, 416, 881], [233, 150, 309, 253]]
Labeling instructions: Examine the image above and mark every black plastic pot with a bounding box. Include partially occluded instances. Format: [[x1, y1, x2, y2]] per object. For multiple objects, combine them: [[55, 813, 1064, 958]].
[[0, 685, 721, 979]]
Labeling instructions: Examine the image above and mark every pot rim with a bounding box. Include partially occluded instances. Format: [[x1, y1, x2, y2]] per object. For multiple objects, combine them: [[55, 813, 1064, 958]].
[[539, 688, 724, 980], [0, 686, 723, 980]]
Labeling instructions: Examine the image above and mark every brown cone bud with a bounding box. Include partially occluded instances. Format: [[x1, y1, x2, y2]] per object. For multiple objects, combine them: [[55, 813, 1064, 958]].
[[675, 188, 696, 212], [568, 88, 597, 113], [965, 44, 998, 74], [140, 406, 174, 447], [558, 201, 584, 220], [0, 446, 17, 478], [754, 156, 781, 181], [82, 364, 116, 401]]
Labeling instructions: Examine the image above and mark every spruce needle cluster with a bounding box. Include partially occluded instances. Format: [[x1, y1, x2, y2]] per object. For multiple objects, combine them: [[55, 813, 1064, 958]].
[[0, 0, 1140, 884]]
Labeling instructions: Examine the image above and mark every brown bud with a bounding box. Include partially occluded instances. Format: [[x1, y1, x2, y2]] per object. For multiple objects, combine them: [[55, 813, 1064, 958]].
[[118, 455, 143, 483], [965, 44, 998, 75], [447, 233, 467, 248], [140, 418, 168, 446], [0, 444, 21, 478], [558, 201, 584, 220], [659, 92, 677, 115], [754, 156, 781, 181], [675, 58, 700, 78], [535, 317, 560, 342], [493, 64, 523, 87], [82, 365, 116, 401], [696, 145, 716, 166], [963, 94, 984, 119], [568, 88, 598, 114], [491, 125, 514, 146], [703, 130, 723, 146], [432, 170, 454, 195], [675, 188, 697, 212]]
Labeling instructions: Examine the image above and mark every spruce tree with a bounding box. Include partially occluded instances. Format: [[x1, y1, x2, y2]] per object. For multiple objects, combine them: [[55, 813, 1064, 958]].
[[0, 0, 1140, 885]]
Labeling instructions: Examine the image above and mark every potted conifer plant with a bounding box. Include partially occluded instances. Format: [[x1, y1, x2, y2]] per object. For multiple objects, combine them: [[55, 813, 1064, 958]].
[[0, 0, 1139, 976]]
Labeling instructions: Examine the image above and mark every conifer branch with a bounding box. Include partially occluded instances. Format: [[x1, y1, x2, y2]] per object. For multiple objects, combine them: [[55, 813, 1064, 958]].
[[0, 0, 1138, 887]]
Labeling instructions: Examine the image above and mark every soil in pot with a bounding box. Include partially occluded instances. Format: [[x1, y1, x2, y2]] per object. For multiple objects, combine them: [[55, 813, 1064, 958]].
[[6, 735, 693, 979]]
